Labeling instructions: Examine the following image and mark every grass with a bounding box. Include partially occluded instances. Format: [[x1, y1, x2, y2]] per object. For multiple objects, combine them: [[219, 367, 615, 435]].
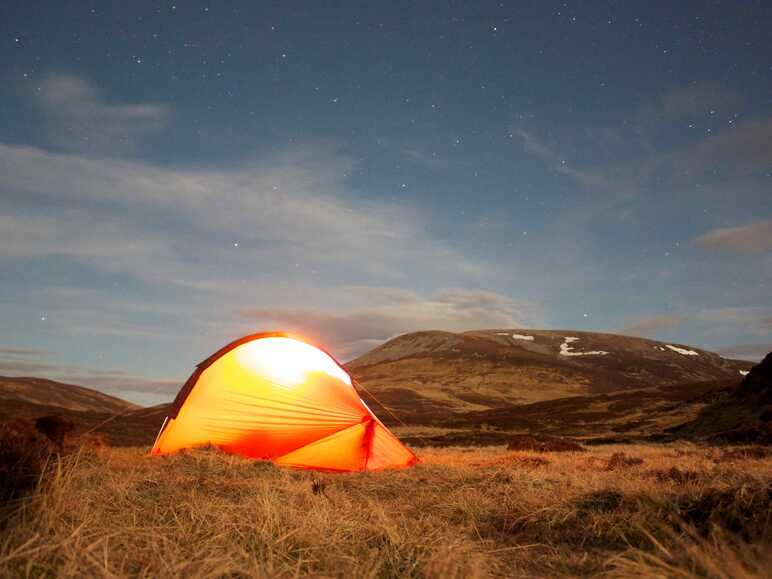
[[0, 441, 770, 578]]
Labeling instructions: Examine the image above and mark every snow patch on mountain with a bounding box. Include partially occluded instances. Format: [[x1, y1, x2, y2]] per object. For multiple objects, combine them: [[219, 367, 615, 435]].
[[496, 332, 535, 341], [665, 344, 699, 356], [559, 336, 609, 357]]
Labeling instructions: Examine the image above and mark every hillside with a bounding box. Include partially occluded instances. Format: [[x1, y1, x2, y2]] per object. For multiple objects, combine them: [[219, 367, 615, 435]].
[[672, 352, 772, 444], [0, 331, 757, 448], [347, 329, 752, 425], [416, 378, 740, 444], [0, 375, 139, 413]]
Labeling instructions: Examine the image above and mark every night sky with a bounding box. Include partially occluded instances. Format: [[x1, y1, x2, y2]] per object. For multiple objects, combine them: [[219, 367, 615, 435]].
[[1, 1, 771, 405]]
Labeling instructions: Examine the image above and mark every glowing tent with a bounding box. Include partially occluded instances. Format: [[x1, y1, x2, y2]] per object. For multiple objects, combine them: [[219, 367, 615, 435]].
[[151, 333, 417, 472]]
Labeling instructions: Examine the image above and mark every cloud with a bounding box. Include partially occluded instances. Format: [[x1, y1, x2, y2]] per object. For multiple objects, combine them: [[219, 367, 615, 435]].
[[517, 88, 772, 216], [716, 343, 772, 362], [693, 307, 767, 327], [0, 141, 487, 293], [694, 220, 772, 255], [685, 118, 772, 178], [655, 85, 742, 118], [0, 347, 51, 356], [239, 287, 544, 360], [622, 314, 683, 337], [0, 351, 180, 401], [516, 129, 553, 160], [515, 128, 632, 196], [402, 146, 461, 169], [0, 210, 177, 279], [0, 138, 511, 393], [621, 306, 772, 344], [32, 72, 170, 153]]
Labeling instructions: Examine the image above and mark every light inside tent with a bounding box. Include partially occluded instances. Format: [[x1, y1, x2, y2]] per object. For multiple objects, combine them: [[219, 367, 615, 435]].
[[235, 336, 352, 387]]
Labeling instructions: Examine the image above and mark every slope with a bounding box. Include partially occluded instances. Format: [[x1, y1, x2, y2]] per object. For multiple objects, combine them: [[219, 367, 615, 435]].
[[672, 351, 772, 443], [0, 375, 139, 413], [347, 329, 752, 425]]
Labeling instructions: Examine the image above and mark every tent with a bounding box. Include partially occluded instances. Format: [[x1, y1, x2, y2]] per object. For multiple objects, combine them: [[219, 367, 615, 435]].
[[151, 332, 417, 471]]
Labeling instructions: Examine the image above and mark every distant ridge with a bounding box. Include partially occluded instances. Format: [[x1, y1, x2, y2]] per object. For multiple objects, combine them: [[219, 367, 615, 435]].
[[0, 375, 139, 413]]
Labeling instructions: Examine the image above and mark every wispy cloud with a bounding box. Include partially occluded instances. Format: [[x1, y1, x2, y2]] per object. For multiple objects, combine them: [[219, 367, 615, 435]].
[[0, 210, 177, 279], [517, 86, 772, 204], [401, 146, 462, 169], [694, 219, 772, 255], [684, 117, 772, 178], [0, 347, 52, 356], [622, 306, 772, 345], [716, 343, 772, 362], [31, 72, 170, 153], [647, 85, 742, 119], [622, 313, 684, 337], [515, 129, 553, 160], [239, 287, 544, 359], [0, 140, 488, 293], [0, 350, 180, 402], [515, 128, 633, 196]]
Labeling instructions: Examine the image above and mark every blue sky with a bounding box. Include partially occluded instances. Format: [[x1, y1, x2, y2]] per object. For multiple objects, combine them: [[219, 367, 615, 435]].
[[1, 1, 770, 405]]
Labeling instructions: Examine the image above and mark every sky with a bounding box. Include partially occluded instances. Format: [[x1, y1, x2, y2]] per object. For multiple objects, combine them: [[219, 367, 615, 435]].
[[1, 1, 771, 405]]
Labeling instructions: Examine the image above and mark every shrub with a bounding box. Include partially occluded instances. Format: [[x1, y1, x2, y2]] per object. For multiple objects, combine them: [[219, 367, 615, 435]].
[[34, 415, 74, 448], [0, 419, 53, 506]]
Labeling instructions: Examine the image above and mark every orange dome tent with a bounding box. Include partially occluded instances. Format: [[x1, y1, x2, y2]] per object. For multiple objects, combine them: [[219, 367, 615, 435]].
[[151, 333, 417, 472]]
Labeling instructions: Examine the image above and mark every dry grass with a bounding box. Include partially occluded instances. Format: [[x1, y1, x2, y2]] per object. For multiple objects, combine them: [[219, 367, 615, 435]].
[[0, 442, 770, 578], [506, 434, 585, 452]]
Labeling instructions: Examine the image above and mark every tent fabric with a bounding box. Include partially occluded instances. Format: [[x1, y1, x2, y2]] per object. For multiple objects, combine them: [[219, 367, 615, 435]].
[[151, 333, 417, 472]]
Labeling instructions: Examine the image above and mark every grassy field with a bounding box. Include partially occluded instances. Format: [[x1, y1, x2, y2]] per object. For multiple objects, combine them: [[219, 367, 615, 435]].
[[1, 441, 770, 578]]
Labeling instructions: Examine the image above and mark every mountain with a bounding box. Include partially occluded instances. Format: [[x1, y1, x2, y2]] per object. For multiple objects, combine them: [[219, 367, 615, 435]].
[[347, 330, 752, 425], [0, 376, 139, 414]]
